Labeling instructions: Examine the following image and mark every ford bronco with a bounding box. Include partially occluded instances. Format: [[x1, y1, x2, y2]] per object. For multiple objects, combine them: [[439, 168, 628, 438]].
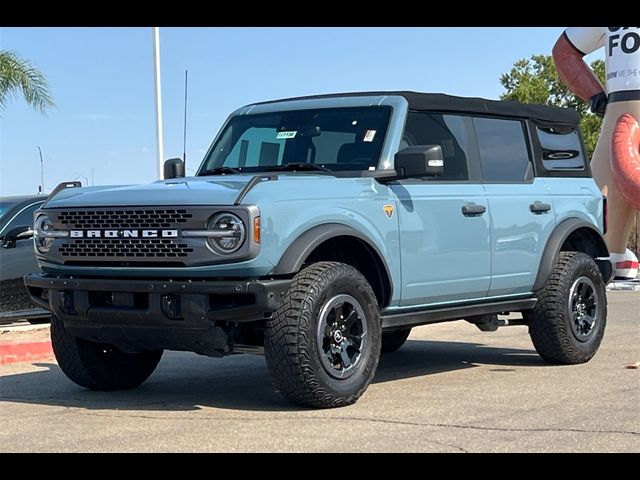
[[25, 92, 613, 408]]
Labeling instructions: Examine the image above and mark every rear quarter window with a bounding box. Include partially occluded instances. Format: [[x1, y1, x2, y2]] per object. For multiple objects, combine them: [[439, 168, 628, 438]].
[[537, 126, 586, 171]]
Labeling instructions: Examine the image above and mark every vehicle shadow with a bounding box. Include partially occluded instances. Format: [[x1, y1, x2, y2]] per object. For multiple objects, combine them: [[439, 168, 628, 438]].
[[0, 339, 544, 413]]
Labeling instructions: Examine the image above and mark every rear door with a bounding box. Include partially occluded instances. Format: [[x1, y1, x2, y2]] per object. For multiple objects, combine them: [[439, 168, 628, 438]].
[[393, 112, 491, 307], [473, 117, 556, 297], [531, 123, 601, 233]]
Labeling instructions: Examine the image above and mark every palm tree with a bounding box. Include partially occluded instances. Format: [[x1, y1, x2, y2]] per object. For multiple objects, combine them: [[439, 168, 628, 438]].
[[0, 50, 55, 114]]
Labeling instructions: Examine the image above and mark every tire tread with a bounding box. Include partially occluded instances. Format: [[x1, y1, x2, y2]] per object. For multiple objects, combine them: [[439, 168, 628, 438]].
[[526, 252, 607, 365], [265, 261, 380, 408], [51, 315, 162, 391]]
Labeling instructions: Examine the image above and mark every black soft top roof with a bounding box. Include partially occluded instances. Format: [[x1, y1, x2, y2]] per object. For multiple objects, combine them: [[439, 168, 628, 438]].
[[253, 91, 579, 126]]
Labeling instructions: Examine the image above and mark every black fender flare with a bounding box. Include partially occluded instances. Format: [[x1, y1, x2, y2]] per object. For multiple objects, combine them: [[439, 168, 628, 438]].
[[533, 218, 611, 291], [272, 223, 393, 287]]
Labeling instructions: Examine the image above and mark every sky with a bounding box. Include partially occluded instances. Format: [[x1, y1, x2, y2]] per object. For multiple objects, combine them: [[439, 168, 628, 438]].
[[0, 27, 605, 196]]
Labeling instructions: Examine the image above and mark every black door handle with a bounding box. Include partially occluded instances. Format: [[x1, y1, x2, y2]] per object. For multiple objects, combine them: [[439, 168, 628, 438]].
[[530, 201, 551, 214], [461, 204, 486, 216]]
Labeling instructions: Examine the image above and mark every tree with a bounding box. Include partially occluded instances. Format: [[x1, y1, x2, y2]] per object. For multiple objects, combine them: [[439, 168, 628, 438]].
[[500, 54, 605, 158], [0, 50, 55, 115]]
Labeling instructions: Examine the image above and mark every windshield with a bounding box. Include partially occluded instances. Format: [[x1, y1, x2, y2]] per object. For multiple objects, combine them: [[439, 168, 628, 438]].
[[198, 106, 392, 175]]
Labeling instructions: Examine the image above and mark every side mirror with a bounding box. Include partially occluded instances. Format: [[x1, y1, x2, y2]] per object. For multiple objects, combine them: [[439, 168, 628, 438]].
[[164, 158, 185, 179], [1, 225, 34, 249], [394, 145, 444, 178]]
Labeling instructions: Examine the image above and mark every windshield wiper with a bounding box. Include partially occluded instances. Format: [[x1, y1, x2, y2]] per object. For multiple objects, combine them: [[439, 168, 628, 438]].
[[200, 167, 242, 176], [266, 163, 330, 172]]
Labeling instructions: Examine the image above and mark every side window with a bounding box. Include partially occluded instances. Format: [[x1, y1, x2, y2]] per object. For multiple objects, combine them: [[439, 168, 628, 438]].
[[537, 126, 586, 170], [402, 112, 473, 181], [474, 117, 531, 182]]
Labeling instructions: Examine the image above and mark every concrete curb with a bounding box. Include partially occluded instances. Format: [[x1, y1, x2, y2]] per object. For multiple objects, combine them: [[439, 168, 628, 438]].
[[0, 340, 53, 365]]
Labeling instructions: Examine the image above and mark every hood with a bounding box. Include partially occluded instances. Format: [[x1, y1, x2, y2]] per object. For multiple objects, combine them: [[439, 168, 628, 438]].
[[43, 176, 257, 209]]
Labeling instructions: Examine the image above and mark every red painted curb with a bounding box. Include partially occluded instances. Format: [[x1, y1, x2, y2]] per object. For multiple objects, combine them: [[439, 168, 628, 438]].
[[0, 340, 54, 365]]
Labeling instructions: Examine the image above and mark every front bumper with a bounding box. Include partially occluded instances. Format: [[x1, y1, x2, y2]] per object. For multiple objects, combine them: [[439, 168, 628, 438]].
[[24, 273, 290, 356]]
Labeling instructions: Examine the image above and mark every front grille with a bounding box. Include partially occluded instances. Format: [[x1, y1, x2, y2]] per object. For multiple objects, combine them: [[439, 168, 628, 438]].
[[59, 238, 194, 258], [45, 206, 251, 267], [48, 207, 206, 265], [58, 209, 192, 229]]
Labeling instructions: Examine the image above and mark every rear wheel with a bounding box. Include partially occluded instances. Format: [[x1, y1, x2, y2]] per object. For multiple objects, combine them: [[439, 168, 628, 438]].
[[525, 252, 606, 364], [51, 315, 162, 391], [265, 262, 382, 408], [381, 328, 411, 353]]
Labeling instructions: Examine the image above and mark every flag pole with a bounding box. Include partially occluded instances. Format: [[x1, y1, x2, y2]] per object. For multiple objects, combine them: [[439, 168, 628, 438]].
[[183, 69, 188, 173], [152, 27, 164, 179]]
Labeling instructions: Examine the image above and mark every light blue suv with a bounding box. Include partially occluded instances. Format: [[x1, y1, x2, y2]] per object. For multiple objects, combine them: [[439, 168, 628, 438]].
[[25, 92, 613, 408]]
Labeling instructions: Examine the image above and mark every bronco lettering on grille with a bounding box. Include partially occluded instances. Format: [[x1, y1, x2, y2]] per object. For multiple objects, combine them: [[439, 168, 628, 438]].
[[69, 229, 179, 238]]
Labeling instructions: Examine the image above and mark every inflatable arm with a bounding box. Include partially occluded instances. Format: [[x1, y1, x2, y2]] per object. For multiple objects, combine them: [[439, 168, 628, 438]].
[[612, 114, 640, 210], [552, 33, 605, 102]]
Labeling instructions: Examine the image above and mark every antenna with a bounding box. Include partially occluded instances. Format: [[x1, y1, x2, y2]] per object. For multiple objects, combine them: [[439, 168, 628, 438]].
[[182, 69, 188, 172]]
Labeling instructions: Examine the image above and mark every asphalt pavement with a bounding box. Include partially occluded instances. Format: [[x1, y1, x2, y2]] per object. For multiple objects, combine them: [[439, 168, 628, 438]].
[[1, 291, 638, 452]]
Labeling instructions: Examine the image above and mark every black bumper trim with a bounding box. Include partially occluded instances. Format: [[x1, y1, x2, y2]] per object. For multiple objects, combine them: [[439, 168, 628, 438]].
[[24, 273, 290, 323]]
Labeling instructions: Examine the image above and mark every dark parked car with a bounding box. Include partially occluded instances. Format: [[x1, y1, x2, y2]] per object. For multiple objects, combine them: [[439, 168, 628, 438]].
[[0, 195, 49, 323]]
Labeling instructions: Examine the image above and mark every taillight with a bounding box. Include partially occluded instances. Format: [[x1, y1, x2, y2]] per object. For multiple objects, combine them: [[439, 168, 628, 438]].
[[602, 196, 608, 235]]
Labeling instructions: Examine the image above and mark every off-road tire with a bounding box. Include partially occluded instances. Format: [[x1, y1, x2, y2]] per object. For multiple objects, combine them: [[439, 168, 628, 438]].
[[265, 262, 382, 408], [525, 252, 607, 365], [51, 315, 163, 390], [381, 328, 412, 354]]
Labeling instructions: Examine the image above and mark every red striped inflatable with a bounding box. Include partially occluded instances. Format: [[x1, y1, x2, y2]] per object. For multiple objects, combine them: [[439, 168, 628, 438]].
[[611, 114, 640, 211]]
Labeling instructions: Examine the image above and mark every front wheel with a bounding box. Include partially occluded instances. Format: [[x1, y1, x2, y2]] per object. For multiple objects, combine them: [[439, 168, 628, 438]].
[[265, 262, 382, 408], [51, 315, 163, 391], [525, 252, 607, 364]]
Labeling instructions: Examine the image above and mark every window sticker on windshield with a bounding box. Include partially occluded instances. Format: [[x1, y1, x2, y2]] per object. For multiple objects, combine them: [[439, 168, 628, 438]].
[[363, 130, 376, 142], [276, 131, 297, 139]]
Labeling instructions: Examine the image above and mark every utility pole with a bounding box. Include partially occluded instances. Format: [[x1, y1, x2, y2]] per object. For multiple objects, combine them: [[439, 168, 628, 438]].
[[37, 146, 44, 194], [153, 27, 165, 179], [183, 69, 188, 172]]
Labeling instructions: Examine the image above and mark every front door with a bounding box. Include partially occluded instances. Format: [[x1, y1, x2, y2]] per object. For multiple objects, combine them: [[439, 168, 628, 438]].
[[393, 112, 491, 307]]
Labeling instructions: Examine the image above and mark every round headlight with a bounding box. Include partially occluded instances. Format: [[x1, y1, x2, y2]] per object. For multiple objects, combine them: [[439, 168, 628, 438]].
[[34, 214, 54, 253], [206, 212, 245, 254]]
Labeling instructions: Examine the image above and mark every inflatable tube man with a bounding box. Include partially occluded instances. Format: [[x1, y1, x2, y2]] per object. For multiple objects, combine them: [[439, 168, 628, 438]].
[[553, 27, 640, 279]]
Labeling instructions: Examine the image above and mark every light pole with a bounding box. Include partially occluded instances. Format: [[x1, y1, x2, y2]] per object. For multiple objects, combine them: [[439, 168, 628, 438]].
[[153, 27, 165, 180], [37, 146, 44, 194], [183, 69, 188, 172]]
